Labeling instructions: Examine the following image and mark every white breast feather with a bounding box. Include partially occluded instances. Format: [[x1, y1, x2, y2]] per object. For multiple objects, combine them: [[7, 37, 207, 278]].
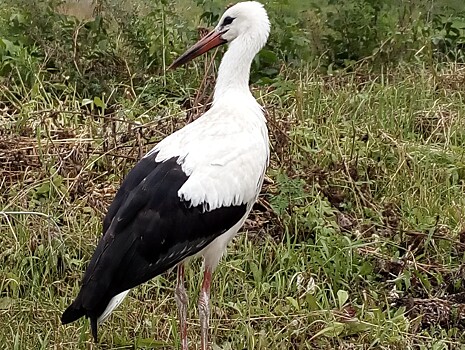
[[145, 98, 269, 211]]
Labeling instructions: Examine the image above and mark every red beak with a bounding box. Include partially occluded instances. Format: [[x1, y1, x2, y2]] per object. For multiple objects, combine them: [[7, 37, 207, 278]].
[[168, 30, 227, 70]]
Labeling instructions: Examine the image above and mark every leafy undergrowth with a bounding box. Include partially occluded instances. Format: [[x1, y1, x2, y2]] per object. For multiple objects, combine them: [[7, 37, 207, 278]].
[[1, 61, 465, 350]]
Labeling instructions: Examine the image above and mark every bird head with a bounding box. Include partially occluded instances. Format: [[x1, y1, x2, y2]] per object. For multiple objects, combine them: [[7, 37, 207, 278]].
[[169, 1, 270, 69]]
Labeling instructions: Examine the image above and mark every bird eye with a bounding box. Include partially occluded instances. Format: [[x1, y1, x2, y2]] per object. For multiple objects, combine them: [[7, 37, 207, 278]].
[[222, 16, 235, 26]]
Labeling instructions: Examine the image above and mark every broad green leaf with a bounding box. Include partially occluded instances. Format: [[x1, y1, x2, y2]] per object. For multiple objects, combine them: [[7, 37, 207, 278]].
[[337, 289, 349, 308], [93, 96, 105, 108]]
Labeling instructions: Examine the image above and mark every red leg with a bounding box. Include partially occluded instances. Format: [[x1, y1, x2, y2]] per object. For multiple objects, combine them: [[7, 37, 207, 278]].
[[198, 266, 212, 350], [175, 263, 189, 350]]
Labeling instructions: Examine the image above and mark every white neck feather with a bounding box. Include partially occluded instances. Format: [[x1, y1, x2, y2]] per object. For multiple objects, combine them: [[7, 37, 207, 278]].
[[213, 37, 258, 102]]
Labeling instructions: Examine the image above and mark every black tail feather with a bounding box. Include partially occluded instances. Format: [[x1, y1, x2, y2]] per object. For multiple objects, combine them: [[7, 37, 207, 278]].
[[61, 302, 86, 324], [62, 302, 99, 342], [91, 317, 98, 342]]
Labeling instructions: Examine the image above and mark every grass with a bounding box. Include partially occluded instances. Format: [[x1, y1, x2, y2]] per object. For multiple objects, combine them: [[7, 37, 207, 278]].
[[2, 61, 465, 349], [1, 2, 465, 346]]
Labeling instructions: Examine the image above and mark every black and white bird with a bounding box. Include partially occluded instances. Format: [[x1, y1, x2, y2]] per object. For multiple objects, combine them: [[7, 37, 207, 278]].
[[61, 2, 270, 349]]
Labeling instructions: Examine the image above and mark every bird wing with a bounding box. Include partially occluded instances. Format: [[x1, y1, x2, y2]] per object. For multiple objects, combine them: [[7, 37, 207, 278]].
[[61, 151, 247, 324]]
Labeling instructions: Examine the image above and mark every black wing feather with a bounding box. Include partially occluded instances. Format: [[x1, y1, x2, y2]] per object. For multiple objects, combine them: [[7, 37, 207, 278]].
[[61, 152, 247, 339]]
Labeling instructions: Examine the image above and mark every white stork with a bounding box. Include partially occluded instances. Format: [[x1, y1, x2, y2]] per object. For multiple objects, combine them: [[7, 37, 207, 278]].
[[61, 2, 270, 349]]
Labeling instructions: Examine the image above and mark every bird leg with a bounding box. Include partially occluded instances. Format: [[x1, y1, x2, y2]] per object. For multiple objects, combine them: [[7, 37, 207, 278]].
[[198, 266, 212, 350], [175, 263, 189, 350]]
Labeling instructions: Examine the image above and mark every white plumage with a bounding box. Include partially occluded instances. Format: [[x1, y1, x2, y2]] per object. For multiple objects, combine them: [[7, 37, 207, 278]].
[[148, 97, 269, 210]]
